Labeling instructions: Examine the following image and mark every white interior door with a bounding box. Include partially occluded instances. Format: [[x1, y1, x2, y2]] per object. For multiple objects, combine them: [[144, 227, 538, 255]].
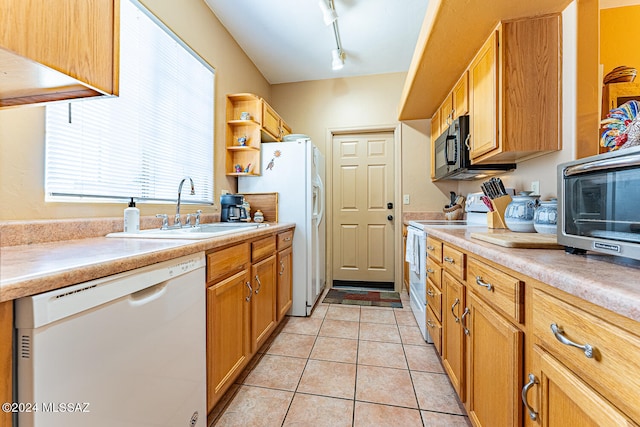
[[332, 132, 395, 284]]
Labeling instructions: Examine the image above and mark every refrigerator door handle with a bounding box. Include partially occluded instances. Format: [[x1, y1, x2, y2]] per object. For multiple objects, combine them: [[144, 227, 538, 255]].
[[314, 174, 325, 225]]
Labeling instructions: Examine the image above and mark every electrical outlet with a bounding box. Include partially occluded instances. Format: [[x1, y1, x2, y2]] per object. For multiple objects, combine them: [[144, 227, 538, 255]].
[[403, 194, 410, 205], [531, 181, 540, 195]]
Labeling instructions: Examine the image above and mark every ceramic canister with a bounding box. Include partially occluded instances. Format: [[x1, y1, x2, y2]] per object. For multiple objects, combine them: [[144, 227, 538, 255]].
[[533, 199, 558, 234], [504, 193, 540, 233]]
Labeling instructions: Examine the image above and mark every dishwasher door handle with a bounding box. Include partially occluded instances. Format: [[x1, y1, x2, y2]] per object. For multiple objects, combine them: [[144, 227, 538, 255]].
[[128, 281, 168, 306]]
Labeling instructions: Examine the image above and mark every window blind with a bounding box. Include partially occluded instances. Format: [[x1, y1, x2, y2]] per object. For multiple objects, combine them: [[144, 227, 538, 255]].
[[45, 0, 214, 204]]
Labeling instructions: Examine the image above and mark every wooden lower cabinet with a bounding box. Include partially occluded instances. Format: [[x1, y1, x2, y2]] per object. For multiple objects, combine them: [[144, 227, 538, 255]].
[[206, 227, 295, 412], [526, 345, 635, 426], [466, 291, 523, 427], [206, 269, 251, 412], [277, 246, 293, 321], [442, 271, 466, 400], [250, 254, 277, 352]]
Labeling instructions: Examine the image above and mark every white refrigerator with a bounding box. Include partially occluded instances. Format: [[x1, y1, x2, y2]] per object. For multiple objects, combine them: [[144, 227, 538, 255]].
[[239, 138, 325, 316]]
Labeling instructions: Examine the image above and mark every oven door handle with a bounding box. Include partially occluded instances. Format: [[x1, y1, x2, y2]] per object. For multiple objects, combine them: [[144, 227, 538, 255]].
[[564, 153, 640, 176]]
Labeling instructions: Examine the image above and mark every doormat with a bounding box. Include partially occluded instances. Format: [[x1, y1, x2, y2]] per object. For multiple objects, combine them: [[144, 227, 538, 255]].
[[322, 289, 403, 308]]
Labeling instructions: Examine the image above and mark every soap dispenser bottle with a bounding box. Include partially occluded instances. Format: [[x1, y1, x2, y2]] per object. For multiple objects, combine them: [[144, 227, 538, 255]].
[[124, 197, 140, 232]]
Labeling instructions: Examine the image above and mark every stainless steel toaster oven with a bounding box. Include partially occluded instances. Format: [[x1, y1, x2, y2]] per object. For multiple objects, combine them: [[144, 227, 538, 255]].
[[558, 146, 640, 260]]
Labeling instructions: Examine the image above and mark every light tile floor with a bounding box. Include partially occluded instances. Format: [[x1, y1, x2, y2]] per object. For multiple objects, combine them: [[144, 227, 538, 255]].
[[209, 290, 471, 427]]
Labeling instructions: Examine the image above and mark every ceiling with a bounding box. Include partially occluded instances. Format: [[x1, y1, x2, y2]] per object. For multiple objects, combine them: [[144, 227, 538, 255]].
[[203, 0, 430, 84]]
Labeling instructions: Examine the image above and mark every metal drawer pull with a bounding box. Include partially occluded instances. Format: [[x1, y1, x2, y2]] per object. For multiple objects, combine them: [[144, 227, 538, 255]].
[[550, 323, 594, 358], [461, 307, 470, 335], [254, 275, 262, 294], [521, 373, 539, 421], [280, 260, 285, 275], [451, 298, 460, 323], [427, 288, 434, 298], [284, 236, 292, 241], [475, 276, 493, 291], [245, 281, 253, 302], [426, 268, 434, 274], [426, 245, 435, 251], [426, 319, 435, 329], [444, 256, 455, 264]]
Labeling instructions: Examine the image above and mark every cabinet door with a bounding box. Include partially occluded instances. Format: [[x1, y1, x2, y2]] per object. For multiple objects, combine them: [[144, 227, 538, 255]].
[[467, 292, 523, 427], [261, 101, 281, 141], [251, 254, 277, 352], [442, 271, 466, 400], [277, 246, 293, 321], [207, 270, 251, 411], [439, 96, 453, 133], [469, 28, 499, 160], [452, 71, 469, 119], [0, 0, 118, 104], [527, 346, 635, 427]]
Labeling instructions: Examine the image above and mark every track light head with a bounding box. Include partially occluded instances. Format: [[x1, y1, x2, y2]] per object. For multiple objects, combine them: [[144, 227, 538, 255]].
[[318, 0, 338, 26]]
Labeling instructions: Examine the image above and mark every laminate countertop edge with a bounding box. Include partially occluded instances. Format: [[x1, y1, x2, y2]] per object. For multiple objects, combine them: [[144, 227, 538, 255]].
[[0, 223, 295, 303], [425, 226, 640, 323]]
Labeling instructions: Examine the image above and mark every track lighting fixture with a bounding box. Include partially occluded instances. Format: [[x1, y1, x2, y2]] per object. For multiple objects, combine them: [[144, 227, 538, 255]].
[[319, 0, 345, 70], [318, 0, 338, 26]]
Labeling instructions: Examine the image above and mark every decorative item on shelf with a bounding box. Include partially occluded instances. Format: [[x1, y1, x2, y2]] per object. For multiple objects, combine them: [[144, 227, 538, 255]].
[[244, 163, 252, 173], [504, 192, 540, 233], [237, 135, 248, 146], [600, 100, 640, 151], [253, 209, 264, 223], [234, 164, 242, 173], [533, 198, 558, 234], [603, 65, 637, 85], [240, 111, 251, 121]]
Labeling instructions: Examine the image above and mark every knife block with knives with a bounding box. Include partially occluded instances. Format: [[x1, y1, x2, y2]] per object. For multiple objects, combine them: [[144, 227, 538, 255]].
[[487, 195, 512, 229], [481, 177, 511, 229]]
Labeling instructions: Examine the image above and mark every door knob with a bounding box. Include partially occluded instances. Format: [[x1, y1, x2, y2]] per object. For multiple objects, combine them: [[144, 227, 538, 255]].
[[387, 202, 393, 209], [387, 215, 393, 221]]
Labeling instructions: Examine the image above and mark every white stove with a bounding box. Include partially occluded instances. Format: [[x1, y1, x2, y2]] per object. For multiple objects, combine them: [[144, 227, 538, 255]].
[[405, 195, 491, 343]]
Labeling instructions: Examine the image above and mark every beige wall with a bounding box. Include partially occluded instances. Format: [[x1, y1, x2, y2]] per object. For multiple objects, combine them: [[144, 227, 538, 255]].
[[0, 0, 270, 220], [270, 73, 454, 212]]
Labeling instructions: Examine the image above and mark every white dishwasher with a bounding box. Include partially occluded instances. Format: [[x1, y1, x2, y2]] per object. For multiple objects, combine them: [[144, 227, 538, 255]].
[[15, 252, 206, 427]]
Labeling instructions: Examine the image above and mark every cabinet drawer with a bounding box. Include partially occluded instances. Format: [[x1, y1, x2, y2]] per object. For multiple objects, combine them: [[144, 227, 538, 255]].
[[467, 257, 524, 324], [426, 280, 442, 322], [252, 236, 276, 262], [277, 230, 293, 250], [426, 236, 442, 262], [442, 245, 465, 281], [207, 243, 250, 283], [533, 288, 640, 423], [426, 305, 442, 356], [426, 258, 442, 290]]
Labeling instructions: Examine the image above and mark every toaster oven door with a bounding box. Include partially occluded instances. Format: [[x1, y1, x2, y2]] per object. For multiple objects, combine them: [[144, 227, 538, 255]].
[[563, 161, 640, 244]]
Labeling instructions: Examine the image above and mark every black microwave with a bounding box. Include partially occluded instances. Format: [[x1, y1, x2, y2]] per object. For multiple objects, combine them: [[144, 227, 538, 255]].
[[558, 146, 640, 260], [433, 115, 515, 180]]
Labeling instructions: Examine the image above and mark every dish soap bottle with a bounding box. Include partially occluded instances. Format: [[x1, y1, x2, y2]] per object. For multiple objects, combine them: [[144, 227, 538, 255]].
[[124, 198, 140, 232]]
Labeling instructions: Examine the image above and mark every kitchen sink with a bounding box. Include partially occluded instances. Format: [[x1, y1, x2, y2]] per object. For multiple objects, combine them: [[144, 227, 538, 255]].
[[106, 222, 269, 239]]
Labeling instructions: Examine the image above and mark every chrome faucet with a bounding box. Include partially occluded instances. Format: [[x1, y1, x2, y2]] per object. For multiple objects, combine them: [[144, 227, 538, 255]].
[[175, 177, 195, 227]]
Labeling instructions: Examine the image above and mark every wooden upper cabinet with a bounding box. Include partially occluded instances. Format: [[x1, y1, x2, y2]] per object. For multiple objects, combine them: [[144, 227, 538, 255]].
[[469, 15, 561, 164], [262, 101, 282, 141], [452, 71, 469, 120], [469, 29, 499, 160], [0, 0, 119, 108]]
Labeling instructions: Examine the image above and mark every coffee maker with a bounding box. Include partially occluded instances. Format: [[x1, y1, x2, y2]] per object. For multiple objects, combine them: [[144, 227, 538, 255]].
[[220, 194, 248, 222]]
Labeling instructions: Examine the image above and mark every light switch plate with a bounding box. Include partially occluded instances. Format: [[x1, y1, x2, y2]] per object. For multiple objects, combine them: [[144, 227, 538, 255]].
[[403, 194, 410, 205]]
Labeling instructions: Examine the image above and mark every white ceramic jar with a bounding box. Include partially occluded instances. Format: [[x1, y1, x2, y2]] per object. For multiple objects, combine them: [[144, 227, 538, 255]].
[[504, 193, 540, 233], [533, 199, 558, 234]]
